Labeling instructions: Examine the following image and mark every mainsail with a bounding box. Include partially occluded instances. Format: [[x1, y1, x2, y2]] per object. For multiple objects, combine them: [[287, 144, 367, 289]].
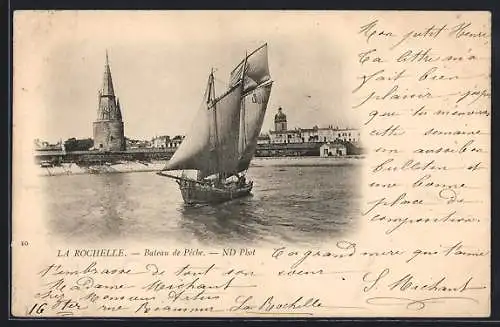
[[163, 43, 272, 180], [233, 44, 273, 172], [163, 73, 243, 178], [237, 81, 273, 172]]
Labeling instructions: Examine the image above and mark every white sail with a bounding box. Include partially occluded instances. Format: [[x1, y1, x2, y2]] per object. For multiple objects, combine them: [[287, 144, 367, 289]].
[[162, 86, 213, 173], [164, 43, 271, 180], [207, 84, 243, 178], [163, 77, 243, 178], [237, 81, 273, 172], [230, 44, 270, 92]]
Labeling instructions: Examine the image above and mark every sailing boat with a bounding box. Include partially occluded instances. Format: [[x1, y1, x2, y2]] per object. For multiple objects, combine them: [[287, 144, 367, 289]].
[[157, 44, 273, 205]]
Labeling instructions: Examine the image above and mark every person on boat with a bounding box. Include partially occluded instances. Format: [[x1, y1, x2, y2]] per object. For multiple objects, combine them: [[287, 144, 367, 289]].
[[238, 174, 246, 187]]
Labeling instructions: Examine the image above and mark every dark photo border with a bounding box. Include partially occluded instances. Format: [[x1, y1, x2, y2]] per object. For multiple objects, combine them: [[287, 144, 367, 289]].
[[3, 0, 498, 326]]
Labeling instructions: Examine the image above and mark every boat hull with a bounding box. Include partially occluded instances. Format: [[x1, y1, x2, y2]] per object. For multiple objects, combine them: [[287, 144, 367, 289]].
[[177, 180, 253, 205]]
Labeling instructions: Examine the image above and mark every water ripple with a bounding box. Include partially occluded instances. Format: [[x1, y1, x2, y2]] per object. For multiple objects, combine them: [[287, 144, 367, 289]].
[[41, 161, 362, 245]]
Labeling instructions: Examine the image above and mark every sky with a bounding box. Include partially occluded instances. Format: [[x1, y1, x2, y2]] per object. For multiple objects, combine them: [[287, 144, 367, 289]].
[[15, 11, 358, 143]]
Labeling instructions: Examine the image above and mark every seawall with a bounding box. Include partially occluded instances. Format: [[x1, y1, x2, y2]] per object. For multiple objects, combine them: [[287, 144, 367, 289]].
[[35, 156, 364, 177], [37, 161, 167, 177]]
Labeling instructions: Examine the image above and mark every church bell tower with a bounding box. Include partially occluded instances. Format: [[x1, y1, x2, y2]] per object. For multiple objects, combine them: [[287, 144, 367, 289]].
[[93, 51, 125, 151], [274, 107, 287, 132]]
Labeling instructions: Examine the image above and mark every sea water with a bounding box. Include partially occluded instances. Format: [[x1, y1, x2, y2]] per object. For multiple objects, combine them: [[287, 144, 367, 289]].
[[38, 157, 363, 246]]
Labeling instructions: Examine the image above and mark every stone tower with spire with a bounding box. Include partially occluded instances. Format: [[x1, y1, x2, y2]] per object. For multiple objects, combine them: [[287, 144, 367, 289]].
[[93, 51, 125, 151]]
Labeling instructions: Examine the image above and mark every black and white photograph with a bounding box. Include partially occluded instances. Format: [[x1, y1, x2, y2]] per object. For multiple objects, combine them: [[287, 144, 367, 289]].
[[12, 10, 490, 318], [27, 12, 364, 246]]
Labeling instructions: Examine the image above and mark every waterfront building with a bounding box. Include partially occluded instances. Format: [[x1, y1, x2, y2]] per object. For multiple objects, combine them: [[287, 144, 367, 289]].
[[92, 51, 126, 151], [171, 135, 184, 147], [268, 107, 360, 144], [320, 143, 347, 157], [269, 129, 302, 144], [300, 126, 360, 143], [151, 135, 170, 148], [34, 139, 64, 151], [126, 138, 151, 149], [274, 107, 287, 132], [269, 107, 301, 143], [151, 135, 185, 149]]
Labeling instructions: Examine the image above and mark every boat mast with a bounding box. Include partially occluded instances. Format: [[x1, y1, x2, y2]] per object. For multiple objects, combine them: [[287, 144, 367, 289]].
[[238, 52, 249, 177], [240, 51, 248, 160], [209, 68, 222, 182]]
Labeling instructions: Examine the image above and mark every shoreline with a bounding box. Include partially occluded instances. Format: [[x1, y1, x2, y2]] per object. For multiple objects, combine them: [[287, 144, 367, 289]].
[[36, 156, 365, 177]]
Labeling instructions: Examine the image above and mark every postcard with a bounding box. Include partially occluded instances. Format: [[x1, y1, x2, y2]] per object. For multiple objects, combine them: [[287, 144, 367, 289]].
[[11, 10, 490, 317]]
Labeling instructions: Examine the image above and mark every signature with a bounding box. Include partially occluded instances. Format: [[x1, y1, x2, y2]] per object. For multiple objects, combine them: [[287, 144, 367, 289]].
[[363, 268, 486, 293]]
